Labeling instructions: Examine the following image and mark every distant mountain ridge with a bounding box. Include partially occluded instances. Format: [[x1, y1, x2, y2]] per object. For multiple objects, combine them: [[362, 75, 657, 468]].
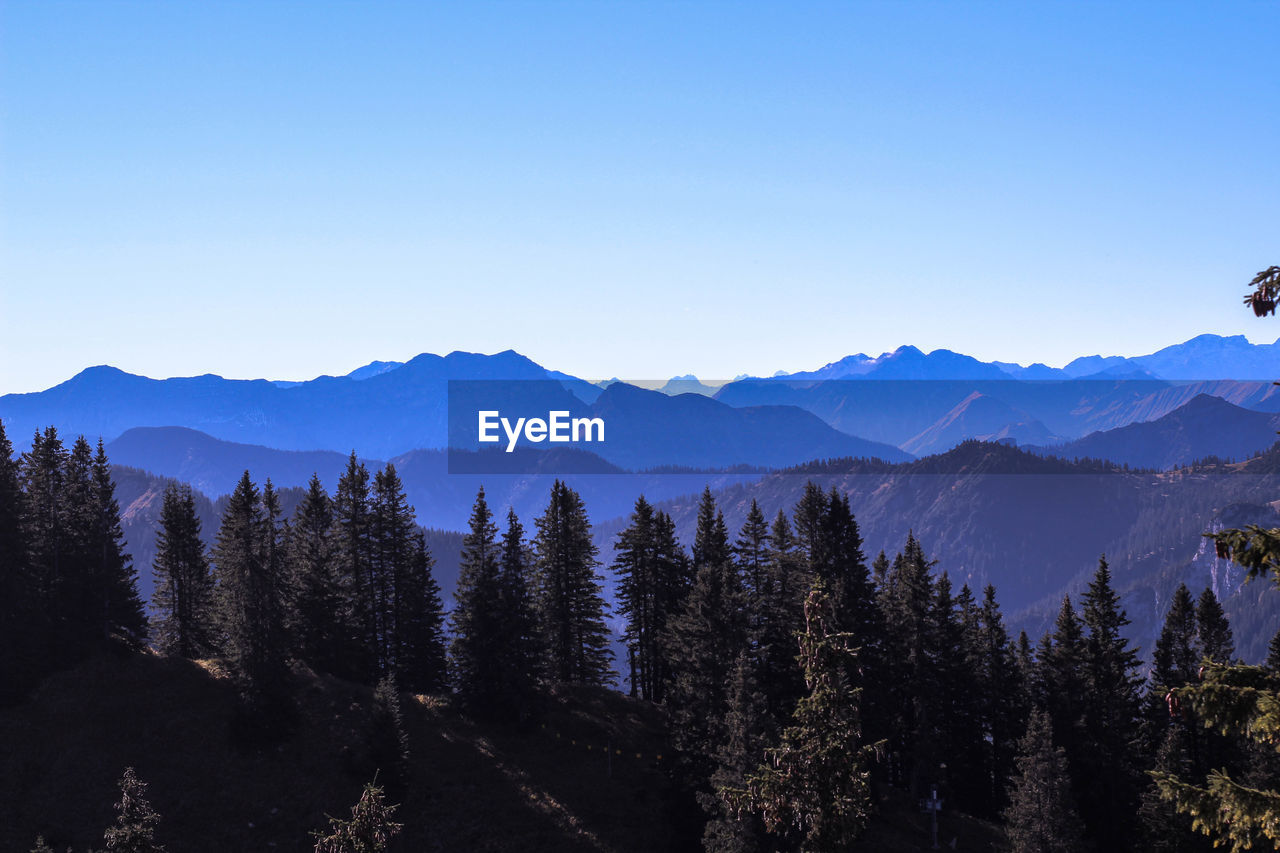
[[1026, 394, 1280, 470], [771, 334, 1280, 382]]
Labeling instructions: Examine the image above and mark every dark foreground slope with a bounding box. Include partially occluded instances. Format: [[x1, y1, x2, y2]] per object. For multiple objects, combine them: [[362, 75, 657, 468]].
[[0, 648, 1005, 853], [0, 649, 674, 853]]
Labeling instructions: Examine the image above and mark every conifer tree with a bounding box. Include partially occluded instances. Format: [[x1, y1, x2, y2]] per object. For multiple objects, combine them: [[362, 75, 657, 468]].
[[367, 675, 410, 797], [151, 483, 214, 658], [333, 453, 375, 680], [90, 439, 147, 645], [1078, 557, 1143, 852], [496, 508, 541, 716], [449, 487, 504, 712], [288, 475, 344, 673], [533, 480, 613, 685], [1153, 584, 1200, 690], [757, 510, 806, 722], [1268, 628, 1280, 673], [1196, 587, 1234, 664], [1036, 597, 1089, 782], [1139, 724, 1212, 852], [877, 532, 936, 794], [102, 767, 166, 853], [369, 464, 418, 678], [614, 496, 690, 702], [312, 780, 402, 853], [702, 653, 769, 853], [394, 531, 447, 694], [1003, 709, 1086, 853], [211, 472, 292, 732], [726, 580, 881, 852], [21, 427, 69, 659], [693, 486, 731, 572], [0, 418, 34, 703], [979, 584, 1025, 814], [665, 488, 748, 789]]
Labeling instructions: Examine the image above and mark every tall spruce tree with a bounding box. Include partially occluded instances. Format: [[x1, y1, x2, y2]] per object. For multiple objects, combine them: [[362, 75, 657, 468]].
[[877, 532, 937, 794], [978, 583, 1026, 815], [369, 464, 418, 679], [151, 483, 214, 658], [533, 480, 613, 685], [333, 453, 375, 680], [726, 580, 881, 852], [1078, 557, 1143, 852], [664, 489, 748, 791], [211, 472, 292, 732], [614, 496, 690, 702], [1003, 709, 1086, 853], [89, 439, 147, 645], [756, 510, 807, 723], [21, 427, 69, 664], [0, 418, 33, 703], [1036, 596, 1089, 790], [449, 487, 504, 712], [287, 475, 344, 673], [1196, 587, 1234, 664], [497, 509, 542, 710], [702, 653, 770, 853], [394, 531, 447, 695]]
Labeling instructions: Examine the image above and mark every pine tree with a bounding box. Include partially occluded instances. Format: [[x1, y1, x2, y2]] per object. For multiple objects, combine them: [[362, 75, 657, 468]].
[[151, 483, 214, 658], [1268, 628, 1280, 673], [102, 767, 166, 853], [0, 418, 34, 704], [1139, 724, 1213, 852], [449, 487, 504, 712], [694, 486, 731, 572], [394, 531, 447, 694], [1078, 557, 1143, 853], [533, 480, 613, 685], [1152, 661, 1280, 851], [1003, 709, 1086, 853], [497, 509, 541, 715], [312, 780, 403, 853], [702, 653, 769, 853], [614, 496, 690, 702], [211, 472, 292, 734], [369, 464, 419, 679], [614, 495, 660, 699], [1036, 597, 1089, 785], [757, 510, 806, 723], [287, 475, 342, 672], [790, 481, 828, 577], [90, 439, 147, 645], [726, 580, 882, 852], [877, 532, 937, 794], [1196, 587, 1234, 664], [979, 583, 1025, 815], [665, 488, 748, 790], [367, 675, 410, 797], [332, 453, 375, 680], [1153, 584, 1200, 690], [21, 427, 69, 663]]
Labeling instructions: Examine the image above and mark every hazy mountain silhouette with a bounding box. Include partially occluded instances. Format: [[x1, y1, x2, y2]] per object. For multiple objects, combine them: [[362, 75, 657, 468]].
[[1027, 394, 1280, 469]]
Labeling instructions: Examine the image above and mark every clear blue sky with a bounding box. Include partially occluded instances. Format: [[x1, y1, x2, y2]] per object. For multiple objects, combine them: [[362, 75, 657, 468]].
[[2, 1, 1277, 393]]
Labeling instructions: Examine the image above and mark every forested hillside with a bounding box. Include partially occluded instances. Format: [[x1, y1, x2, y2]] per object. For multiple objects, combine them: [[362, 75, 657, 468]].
[[4, 417, 1278, 850]]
